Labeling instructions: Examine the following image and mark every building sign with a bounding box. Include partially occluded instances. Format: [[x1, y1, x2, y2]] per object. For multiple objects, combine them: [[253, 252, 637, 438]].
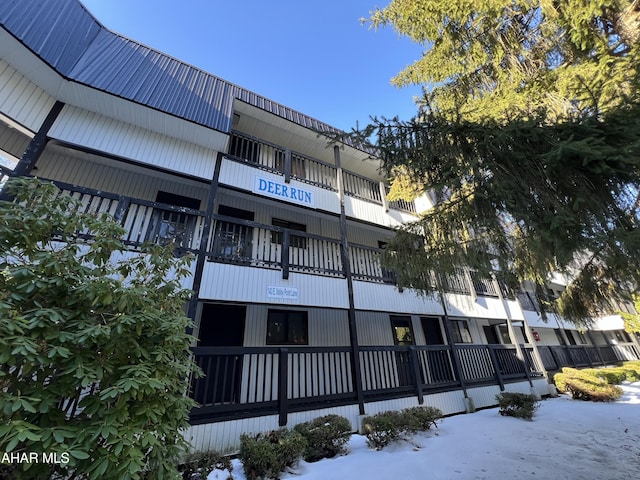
[[267, 285, 299, 300], [253, 176, 316, 208]]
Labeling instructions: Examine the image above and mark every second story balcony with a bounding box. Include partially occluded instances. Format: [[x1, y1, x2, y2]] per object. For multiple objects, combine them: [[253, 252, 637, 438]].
[[225, 132, 417, 224]]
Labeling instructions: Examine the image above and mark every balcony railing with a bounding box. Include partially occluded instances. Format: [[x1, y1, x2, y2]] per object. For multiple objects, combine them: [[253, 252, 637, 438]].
[[536, 343, 640, 371], [228, 132, 338, 191], [189, 342, 545, 424], [207, 215, 344, 278], [228, 132, 417, 212], [1, 174, 579, 303]]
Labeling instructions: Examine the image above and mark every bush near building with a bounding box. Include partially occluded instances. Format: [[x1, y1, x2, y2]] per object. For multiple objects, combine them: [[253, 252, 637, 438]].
[[293, 414, 353, 462], [239, 428, 307, 480], [361, 406, 443, 450], [0, 178, 198, 480], [554, 367, 624, 401], [496, 392, 540, 420]]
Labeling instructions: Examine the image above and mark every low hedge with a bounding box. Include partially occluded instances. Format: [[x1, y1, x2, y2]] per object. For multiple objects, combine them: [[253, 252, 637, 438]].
[[293, 414, 353, 462], [496, 392, 540, 420], [179, 450, 233, 480], [239, 428, 306, 480], [361, 405, 443, 450], [554, 367, 623, 402]]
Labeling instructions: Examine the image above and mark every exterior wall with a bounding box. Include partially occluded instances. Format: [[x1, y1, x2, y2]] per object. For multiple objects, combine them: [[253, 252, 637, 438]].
[[353, 282, 444, 315], [242, 305, 350, 347], [36, 149, 209, 205], [200, 263, 349, 309], [48, 106, 218, 180], [0, 60, 56, 132], [218, 158, 341, 214], [344, 196, 417, 228]]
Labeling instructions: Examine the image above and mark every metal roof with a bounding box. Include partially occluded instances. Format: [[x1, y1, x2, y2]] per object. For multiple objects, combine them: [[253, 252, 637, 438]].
[[0, 0, 343, 138]]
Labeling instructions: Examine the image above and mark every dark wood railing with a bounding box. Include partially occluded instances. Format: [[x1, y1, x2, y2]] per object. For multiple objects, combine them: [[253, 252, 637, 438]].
[[537, 343, 640, 371], [189, 342, 547, 424], [228, 132, 338, 191], [228, 132, 415, 212], [207, 215, 343, 279]]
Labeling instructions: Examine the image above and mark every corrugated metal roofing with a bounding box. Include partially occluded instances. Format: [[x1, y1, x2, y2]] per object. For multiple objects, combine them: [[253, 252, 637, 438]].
[[0, 0, 344, 139]]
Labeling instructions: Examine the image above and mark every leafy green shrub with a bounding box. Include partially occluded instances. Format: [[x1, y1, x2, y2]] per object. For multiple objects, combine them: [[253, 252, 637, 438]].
[[179, 450, 233, 480], [402, 406, 443, 433], [583, 366, 640, 384], [362, 406, 444, 449], [0, 178, 199, 479], [554, 367, 623, 401], [239, 428, 306, 480], [361, 410, 407, 450], [293, 414, 353, 462], [583, 368, 627, 384], [496, 392, 540, 420]]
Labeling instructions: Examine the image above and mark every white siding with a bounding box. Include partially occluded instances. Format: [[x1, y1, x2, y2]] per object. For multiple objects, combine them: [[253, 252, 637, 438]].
[[444, 293, 515, 320], [218, 158, 341, 214], [48, 106, 217, 179], [364, 389, 468, 419], [344, 197, 418, 229], [184, 415, 280, 454], [200, 263, 349, 308], [36, 150, 209, 205], [353, 281, 444, 315], [355, 311, 395, 346], [0, 60, 56, 131]]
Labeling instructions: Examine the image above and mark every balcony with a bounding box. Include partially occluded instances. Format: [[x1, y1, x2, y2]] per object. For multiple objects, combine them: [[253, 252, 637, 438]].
[[0, 165, 524, 299], [227, 132, 417, 216], [189, 342, 545, 424]]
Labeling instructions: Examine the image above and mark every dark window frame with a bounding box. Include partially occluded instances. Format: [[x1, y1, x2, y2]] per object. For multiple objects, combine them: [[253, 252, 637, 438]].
[[390, 315, 415, 346], [450, 319, 472, 344], [271, 218, 307, 249], [266, 309, 309, 345]]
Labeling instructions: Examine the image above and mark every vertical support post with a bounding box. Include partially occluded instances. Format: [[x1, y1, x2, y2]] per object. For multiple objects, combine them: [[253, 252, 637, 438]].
[[278, 348, 289, 426], [408, 346, 424, 404], [435, 273, 472, 411], [494, 275, 536, 388], [487, 346, 505, 391], [113, 196, 130, 224], [0, 101, 65, 201], [281, 229, 290, 279], [15, 101, 65, 177], [379, 182, 389, 212], [335, 146, 365, 414], [186, 152, 222, 325], [284, 149, 292, 183]]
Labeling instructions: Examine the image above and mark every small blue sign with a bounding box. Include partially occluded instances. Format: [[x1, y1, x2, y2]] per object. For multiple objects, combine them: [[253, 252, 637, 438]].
[[253, 176, 316, 208]]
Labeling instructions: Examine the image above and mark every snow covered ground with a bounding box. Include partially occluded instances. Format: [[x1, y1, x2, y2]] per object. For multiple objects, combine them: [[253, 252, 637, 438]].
[[210, 382, 640, 480]]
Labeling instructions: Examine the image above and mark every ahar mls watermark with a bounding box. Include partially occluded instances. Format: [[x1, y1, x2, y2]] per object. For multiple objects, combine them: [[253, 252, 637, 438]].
[[2, 451, 70, 465]]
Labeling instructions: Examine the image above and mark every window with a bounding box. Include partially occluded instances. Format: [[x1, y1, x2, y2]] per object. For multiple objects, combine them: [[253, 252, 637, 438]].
[[450, 320, 472, 343], [390, 315, 414, 345], [271, 218, 307, 249], [147, 191, 200, 250], [421, 316, 444, 345], [554, 328, 566, 345], [212, 205, 254, 263], [266, 310, 308, 345], [498, 326, 513, 344]]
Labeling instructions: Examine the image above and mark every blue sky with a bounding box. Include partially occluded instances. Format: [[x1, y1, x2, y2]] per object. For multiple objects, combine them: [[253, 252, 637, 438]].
[[79, 0, 424, 131]]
